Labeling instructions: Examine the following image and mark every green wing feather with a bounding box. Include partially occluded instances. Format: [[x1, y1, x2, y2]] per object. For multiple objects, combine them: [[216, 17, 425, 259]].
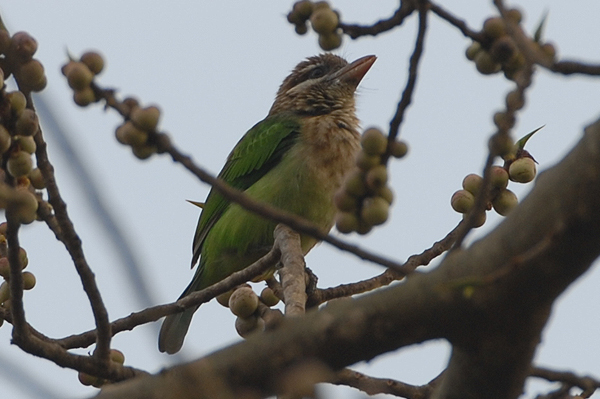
[[191, 114, 301, 266]]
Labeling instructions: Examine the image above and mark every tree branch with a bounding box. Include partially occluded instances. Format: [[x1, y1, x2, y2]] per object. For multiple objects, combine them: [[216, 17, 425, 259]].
[[276, 225, 307, 316], [90, 116, 600, 399]]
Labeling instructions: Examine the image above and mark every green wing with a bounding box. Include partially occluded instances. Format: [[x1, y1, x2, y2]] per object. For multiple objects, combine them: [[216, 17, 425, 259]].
[[191, 114, 301, 266]]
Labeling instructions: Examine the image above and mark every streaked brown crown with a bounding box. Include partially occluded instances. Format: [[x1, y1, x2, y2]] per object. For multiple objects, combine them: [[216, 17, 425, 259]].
[[268, 54, 372, 117]]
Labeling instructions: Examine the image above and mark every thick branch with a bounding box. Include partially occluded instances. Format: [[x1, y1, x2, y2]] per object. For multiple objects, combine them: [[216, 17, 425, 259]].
[[91, 117, 600, 399], [276, 225, 307, 316]]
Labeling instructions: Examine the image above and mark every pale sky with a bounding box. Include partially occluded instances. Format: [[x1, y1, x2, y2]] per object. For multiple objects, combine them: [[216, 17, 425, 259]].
[[1, 1, 599, 398]]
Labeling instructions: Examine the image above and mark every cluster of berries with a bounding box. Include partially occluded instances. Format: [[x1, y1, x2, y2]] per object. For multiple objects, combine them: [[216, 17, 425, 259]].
[[0, 30, 47, 225], [216, 284, 280, 338], [77, 349, 125, 388], [451, 145, 537, 225], [335, 128, 408, 235], [115, 101, 161, 160], [287, 1, 343, 51], [62, 51, 104, 107], [0, 235, 33, 328], [466, 9, 556, 80], [0, 30, 47, 93]]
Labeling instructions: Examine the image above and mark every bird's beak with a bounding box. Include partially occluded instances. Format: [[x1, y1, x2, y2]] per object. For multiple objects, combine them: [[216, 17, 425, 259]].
[[331, 55, 377, 88]]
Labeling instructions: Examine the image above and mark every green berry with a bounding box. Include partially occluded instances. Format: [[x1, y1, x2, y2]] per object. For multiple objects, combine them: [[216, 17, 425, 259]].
[[390, 140, 408, 158], [509, 157, 536, 183], [492, 189, 518, 216], [318, 32, 342, 51], [7, 151, 33, 178], [493, 111, 515, 130], [28, 168, 45, 189], [376, 185, 394, 205], [22, 271, 36, 290], [15, 59, 46, 92], [115, 121, 148, 147], [78, 372, 98, 387], [293, 1, 314, 20], [66, 62, 93, 91], [15, 109, 39, 136], [73, 87, 96, 107], [6, 91, 27, 117], [506, 89, 525, 110], [462, 174, 483, 196], [131, 145, 157, 160], [333, 189, 358, 212], [228, 286, 259, 318], [356, 218, 373, 235], [335, 211, 359, 234], [310, 8, 338, 34], [490, 166, 509, 189], [466, 41, 482, 61], [483, 17, 506, 39], [110, 349, 125, 364], [19, 247, 29, 270], [294, 23, 309, 35], [365, 165, 388, 190], [451, 189, 475, 214], [15, 135, 37, 154], [475, 51, 501, 75], [355, 152, 380, 171], [131, 106, 160, 131], [10, 32, 37, 61], [541, 42, 556, 59], [360, 196, 389, 226], [80, 51, 104, 75], [343, 170, 367, 198], [260, 287, 280, 307], [0, 280, 8, 303], [0, 125, 12, 154], [216, 290, 233, 307], [361, 128, 387, 156], [9, 186, 39, 224], [235, 315, 264, 338], [505, 8, 523, 24]]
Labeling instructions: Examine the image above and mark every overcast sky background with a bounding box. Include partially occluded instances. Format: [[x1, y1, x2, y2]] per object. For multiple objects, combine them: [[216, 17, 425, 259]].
[[1, 1, 599, 398]]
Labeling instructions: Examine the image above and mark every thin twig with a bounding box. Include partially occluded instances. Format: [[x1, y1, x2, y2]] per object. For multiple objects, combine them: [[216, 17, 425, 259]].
[[340, 1, 415, 39], [428, 1, 483, 42], [56, 238, 282, 349], [309, 220, 463, 306], [531, 366, 600, 398], [31, 95, 112, 361], [332, 368, 436, 398], [5, 216, 26, 342], [385, 1, 428, 157]]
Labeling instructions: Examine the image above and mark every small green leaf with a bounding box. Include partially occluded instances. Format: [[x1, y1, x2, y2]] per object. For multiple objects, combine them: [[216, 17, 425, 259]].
[[516, 125, 544, 150], [533, 11, 549, 43]]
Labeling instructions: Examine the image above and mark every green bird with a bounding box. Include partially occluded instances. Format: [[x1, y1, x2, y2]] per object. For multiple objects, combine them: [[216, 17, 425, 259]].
[[159, 53, 376, 354]]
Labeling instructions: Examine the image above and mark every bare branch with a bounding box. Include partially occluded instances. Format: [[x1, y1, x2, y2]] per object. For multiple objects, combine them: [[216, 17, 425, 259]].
[[91, 116, 600, 399], [277, 225, 307, 316], [308, 221, 463, 306], [332, 368, 437, 398], [339, 1, 415, 39]]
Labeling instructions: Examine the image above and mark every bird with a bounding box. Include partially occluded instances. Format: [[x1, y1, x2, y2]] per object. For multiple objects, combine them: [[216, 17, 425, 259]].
[[158, 53, 376, 354]]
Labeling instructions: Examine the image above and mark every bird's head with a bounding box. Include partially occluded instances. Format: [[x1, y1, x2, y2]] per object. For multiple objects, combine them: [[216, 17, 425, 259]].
[[269, 54, 376, 117]]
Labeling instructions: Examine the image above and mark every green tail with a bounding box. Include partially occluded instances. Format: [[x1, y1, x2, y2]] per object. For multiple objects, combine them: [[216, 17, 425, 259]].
[[158, 305, 199, 354]]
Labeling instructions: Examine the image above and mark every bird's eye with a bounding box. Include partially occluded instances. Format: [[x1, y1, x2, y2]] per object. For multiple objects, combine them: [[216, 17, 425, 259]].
[[307, 66, 326, 79]]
